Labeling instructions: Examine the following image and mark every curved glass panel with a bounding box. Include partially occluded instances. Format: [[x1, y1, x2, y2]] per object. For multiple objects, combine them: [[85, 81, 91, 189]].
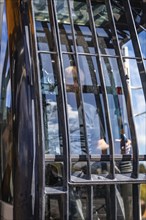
[[35, 20, 56, 52], [92, 1, 116, 56], [111, 0, 136, 57], [101, 57, 131, 156], [131, 1, 146, 58], [63, 54, 109, 156], [39, 53, 63, 155], [124, 58, 146, 155]]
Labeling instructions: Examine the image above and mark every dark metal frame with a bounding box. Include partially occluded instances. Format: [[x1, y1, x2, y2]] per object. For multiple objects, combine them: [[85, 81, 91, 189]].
[[0, 0, 145, 220], [30, 0, 146, 219]]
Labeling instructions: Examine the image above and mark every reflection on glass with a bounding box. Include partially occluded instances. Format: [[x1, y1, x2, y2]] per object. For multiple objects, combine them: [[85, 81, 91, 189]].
[[35, 21, 56, 52], [117, 184, 133, 220], [91, 1, 116, 55], [71, 161, 88, 179], [96, 27, 116, 55], [111, 1, 136, 57], [131, 3, 146, 58], [76, 25, 95, 54], [78, 55, 100, 86], [33, 0, 49, 21], [63, 55, 109, 155], [138, 31, 146, 58], [39, 53, 62, 155], [91, 161, 110, 176], [58, 24, 74, 52], [69, 186, 88, 219], [45, 162, 63, 187], [124, 58, 146, 154], [101, 57, 131, 156], [45, 194, 64, 219]]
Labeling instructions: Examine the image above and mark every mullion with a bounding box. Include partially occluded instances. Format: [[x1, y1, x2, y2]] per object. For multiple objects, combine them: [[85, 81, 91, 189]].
[[45, 2, 70, 219], [106, 0, 139, 178], [122, 0, 146, 101], [67, 0, 91, 178], [133, 184, 141, 220], [28, 2, 47, 219], [86, 0, 115, 178], [66, 1, 92, 219], [79, 55, 106, 140], [48, 1, 78, 219]]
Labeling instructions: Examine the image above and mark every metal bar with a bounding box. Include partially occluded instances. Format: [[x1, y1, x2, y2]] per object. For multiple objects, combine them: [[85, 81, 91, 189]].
[[47, 1, 70, 219], [106, 0, 139, 179], [86, 0, 115, 179], [122, 0, 146, 101], [66, 0, 91, 178], [29, 2, 46, 220], [109, 185, 117, 220], [66, 1, 92, 219], [37, 50, 57, 54], [133, 184, 140, 220], [45, 154, 146, 162]]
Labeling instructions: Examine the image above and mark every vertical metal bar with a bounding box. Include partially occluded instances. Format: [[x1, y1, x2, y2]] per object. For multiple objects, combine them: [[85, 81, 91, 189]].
[[133, 184, 140, 220], [47, 1, 70, 219], [122, 0, 146, 100], [106, 0, 139, 178], [28, 2, 46, 220], [66, 0, 92, 219], [66, 0, 91, 177], [86, 0, 115, 179], [109, 185, 117, 220]]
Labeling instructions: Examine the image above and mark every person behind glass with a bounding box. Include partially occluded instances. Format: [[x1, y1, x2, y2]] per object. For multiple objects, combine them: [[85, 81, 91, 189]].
[[65, 65, 109, 155], [65, 66, 132, 220]]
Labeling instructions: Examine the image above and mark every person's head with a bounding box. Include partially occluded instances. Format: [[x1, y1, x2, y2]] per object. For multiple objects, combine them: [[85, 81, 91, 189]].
[[65, 66, 84, 88]]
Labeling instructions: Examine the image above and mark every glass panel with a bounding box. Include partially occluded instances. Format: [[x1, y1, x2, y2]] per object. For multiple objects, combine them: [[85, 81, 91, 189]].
[[55, 0, 75, 53], [101, 57, 132, 156], [0, 7, 13, 204], [71, 161, 88, 179], [91, 1, 116, 56], [64, 69, 86, 154], [45, 194, 65, 219], [58, 23, 74, 52], [69, 186, 89, 219], [63, 54, 109, 155], [93, 185, 108, 219], [111, 0, 136, 57], [55, 0, 95, 53], [45, 162, 63, 187], [139, 162, 146, 174], [33, 0, 49, 21], [117, 184, 133, 220], [91, 161, 110, 176], [76, 25, 95, 54], [39, 53, 63, 155], [78, 55, 100, 86], [35, 21, 56, 52], [69, 184, 133, 220], [124, 59, 146, 155], [138, 31, 146, 58], [131, 1, 146, 58]]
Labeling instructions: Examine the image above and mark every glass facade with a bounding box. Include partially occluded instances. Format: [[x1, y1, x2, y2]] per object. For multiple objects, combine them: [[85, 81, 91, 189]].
[[33, 0, 146, 219], [0, 0, 145, 220]]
